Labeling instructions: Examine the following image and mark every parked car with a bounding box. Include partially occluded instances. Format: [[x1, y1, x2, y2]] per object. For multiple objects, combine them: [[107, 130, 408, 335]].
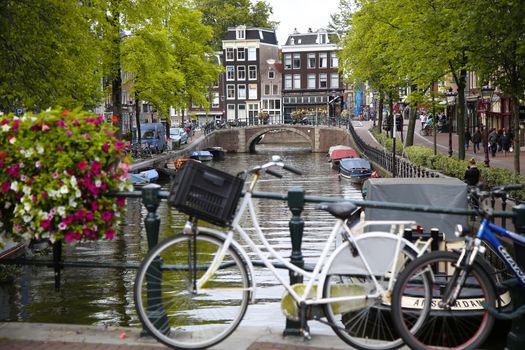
[[169, 127, 189, 147], [140, 123, 166, 153]]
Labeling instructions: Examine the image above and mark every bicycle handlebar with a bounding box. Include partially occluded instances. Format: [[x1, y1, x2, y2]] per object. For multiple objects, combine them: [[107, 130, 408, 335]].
[[250, 155, 303, 177]]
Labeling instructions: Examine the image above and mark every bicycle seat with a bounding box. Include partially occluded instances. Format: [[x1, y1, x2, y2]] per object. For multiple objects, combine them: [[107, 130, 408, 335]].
[[317, 202, 360, 220]]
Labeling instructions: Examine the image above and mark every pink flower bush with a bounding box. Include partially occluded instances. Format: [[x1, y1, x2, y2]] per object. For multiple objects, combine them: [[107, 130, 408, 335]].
[[0, 108, 132, 248]]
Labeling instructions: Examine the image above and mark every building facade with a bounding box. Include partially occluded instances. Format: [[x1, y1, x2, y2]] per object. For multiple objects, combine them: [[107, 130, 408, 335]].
[[221, 26, 280, 125], [281, 28, 344, 124]]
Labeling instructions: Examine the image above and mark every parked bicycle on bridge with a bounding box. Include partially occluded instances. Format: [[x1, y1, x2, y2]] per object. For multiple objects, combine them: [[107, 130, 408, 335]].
[[134, 156, 429, 350]]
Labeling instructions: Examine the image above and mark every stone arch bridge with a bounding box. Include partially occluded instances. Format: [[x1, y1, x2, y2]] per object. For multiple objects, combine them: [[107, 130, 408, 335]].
[[202, 125, 352, 153]]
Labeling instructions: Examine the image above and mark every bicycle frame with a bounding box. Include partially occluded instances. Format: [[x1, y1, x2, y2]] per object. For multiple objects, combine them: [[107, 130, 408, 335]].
[[195, 181, 421, 311], [476, 218, 525, 287]]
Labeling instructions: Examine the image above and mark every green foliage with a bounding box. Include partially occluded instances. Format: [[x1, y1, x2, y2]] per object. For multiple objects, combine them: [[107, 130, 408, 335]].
[[0, 109, 133, 248], [0, 0, 105, 112], [194, 0, 277, 50]]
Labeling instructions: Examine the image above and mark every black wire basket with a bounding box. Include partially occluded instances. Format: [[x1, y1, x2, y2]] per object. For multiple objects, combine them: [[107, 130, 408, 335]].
[[168, 161, 244, 226]]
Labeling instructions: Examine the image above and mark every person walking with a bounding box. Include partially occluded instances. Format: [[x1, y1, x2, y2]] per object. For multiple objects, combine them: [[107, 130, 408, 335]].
[[488, 128, 498, 157], [464, 158, 481, 186], [465, 129, 472, 150], [501, 129, 512, 156], [472, 127, 482, 154]]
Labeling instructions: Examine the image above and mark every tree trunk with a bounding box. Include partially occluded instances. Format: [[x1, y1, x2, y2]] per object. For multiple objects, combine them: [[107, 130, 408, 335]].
[[456, 69, 467, 160], [405, 103, 417, 147]]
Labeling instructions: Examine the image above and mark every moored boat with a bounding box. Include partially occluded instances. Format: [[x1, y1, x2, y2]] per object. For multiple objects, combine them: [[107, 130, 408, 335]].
[[328, 146, 359, 169], [204, 147, 226, 161], [129, 169, 159, 187], [190, 150, 213, 162], [338, 158, 373, 185]]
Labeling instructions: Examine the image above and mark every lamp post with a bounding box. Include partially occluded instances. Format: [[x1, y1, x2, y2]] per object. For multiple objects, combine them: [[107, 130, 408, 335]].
[[372, 91, 379, 127], [481, 85, 495, 167], [445, 90, 458, 157]]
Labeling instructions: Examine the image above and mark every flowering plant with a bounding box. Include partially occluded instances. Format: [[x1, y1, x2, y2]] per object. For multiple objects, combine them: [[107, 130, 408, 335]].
[[0, 108, 132, 248]]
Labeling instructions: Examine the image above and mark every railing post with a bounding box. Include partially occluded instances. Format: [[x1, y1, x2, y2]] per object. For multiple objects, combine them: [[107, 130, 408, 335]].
[[141, 184, 169, 336], [507, 204, 525, 350], [284, 186, 305, 336]]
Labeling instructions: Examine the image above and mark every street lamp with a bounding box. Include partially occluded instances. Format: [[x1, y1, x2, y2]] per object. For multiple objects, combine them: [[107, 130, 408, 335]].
[[481, 85, 495, 167], [445, 90, 458, 157]]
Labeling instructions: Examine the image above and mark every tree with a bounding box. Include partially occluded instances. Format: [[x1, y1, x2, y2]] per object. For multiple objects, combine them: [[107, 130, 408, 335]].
[[193, 0, 277, 50], [0, 0, 105, 112], [466, 0, 525, 174]]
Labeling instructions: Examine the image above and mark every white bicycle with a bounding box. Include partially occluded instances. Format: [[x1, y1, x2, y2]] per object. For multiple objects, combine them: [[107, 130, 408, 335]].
[[134, 156, 429, 350]]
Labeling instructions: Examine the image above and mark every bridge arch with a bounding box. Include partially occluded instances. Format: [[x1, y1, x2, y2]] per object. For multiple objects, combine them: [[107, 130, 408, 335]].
[[245, 126, 315, 153]]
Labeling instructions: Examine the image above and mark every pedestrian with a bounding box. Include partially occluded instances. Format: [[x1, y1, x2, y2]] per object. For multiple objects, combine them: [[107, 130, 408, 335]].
[[464, 158, 481, 186], [497, 129, 504, 152], [488, 128, 498, 157], [472, 127, 482, 154], [464, 129, 471, 150], [501, 129, 512, 156]]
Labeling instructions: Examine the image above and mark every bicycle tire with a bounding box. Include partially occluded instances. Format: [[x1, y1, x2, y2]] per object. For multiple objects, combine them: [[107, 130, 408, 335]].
[[134, 232, 251, 349], [391, 250, 496, 350], [322, 234, 424, 350]]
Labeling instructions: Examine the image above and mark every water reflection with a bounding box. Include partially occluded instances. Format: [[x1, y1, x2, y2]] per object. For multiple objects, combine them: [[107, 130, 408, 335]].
[[0, 147, 362, 328]]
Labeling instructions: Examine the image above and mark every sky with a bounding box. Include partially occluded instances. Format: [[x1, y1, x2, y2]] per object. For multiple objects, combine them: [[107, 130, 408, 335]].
[[264, 0, 341, 45]]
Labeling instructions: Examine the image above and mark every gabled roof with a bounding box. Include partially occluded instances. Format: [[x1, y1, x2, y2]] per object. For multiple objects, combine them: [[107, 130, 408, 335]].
[[283, 28, 339, 47], [224, 27, 278, 45]]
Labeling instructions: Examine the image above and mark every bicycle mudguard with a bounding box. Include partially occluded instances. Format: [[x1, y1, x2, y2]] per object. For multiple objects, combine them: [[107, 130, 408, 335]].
[[325, 232, 419, 276]]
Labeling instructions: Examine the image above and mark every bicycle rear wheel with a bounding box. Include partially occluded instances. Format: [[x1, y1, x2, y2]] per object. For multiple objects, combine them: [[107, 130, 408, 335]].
[[134, 232, 251, 349], [391, 250, 496, 350], [322, 234, 424, 350]]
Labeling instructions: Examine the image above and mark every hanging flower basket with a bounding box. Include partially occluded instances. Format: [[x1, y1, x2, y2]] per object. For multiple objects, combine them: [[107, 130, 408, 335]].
[[0, 108, 132, 248]]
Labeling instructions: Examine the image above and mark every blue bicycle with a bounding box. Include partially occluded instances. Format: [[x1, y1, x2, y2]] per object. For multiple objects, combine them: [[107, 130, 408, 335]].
[[390, 184, 525, 350]]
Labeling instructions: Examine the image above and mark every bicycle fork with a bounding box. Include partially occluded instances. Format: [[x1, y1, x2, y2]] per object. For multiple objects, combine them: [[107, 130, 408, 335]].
[[439, 239, 485, 309]]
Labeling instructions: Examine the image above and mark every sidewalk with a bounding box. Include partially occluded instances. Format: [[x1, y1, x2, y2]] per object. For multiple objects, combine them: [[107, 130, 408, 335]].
[[351, 119, 525, 174], [0, 322, 352, 350]]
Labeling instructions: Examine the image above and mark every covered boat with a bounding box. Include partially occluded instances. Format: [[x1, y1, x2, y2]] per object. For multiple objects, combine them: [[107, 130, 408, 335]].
[[190, 150, 213, 162], [129, 169, 159, 187], [328, 146, 359, 169], [338, 158, 372, 184]]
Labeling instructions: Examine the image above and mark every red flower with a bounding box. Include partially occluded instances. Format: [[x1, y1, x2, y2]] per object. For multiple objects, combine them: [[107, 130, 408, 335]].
[[77, 160, 87, 171]]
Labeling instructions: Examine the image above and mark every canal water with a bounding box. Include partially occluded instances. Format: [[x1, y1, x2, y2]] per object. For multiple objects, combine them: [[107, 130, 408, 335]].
[[0, 144, 362, 331]]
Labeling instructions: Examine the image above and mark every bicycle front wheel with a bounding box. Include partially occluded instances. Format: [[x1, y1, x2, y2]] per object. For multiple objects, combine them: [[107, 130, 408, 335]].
[[134, 232, 251, 349], [391, 250, 496, 350], [322, 234, 423, 350]]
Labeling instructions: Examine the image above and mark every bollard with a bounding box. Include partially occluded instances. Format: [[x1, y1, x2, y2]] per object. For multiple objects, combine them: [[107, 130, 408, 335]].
[[284, 186, 305, 336], [141, 184, 169, 336], [430, 228, 440, 252], [507, 204, 525, 350]]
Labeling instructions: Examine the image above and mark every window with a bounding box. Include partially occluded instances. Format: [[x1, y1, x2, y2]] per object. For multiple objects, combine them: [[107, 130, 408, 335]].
[[318, 33, 327, 44], [331, 54, 339, 68], [226, 66, 234, 81], [319, 73, 327, 88], [236, 27, 245, 40], [307, 74, 316, 89], [264, 84, 270, 95], [293, 53, 301, 69], [284, 75, 292, 89], [237, 48, 245, 61], [293, 74, 301, 89], [212, 92, 219, 108], [273, 84, 278, 95], [247, 47, 256, 60], [268, 70, 275, 79], [226, 84, 235, 99], [226, 48, 234, 61], [227, 104, 235, 119], [330, 73, 339, 89], [248, 84, 257, 99], [308, 53, 316, 69], [319, 53, 327, 68], [238, 104, 246, 120], [284, 54, 292, 69], [238, 85, 246, 99], [237, 66, 246, 80], [248, 65, 257, 80]]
